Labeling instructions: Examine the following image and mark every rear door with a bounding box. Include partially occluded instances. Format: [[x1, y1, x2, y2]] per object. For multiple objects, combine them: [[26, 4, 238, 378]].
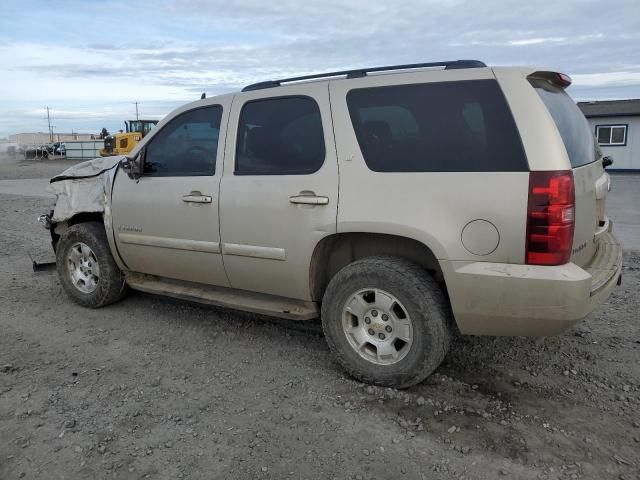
[[530, 77, 608, 266], [219, 83, 338, 300]]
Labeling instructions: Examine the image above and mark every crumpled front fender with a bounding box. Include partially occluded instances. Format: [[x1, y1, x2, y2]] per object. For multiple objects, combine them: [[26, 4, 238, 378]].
[[47, 156, 123, 223]]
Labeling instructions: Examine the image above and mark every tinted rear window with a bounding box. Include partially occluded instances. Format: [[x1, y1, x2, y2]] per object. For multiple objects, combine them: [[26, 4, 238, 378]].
[[530, 79, 596, 168], [346, 79, 528, 172]]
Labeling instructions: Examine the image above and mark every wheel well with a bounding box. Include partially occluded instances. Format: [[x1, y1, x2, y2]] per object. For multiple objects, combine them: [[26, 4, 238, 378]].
[[51, 213, 104, 251], [309, 233, 444, 301]]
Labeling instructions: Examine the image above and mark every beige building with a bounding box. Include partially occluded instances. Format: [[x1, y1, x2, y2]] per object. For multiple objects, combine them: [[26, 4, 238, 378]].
[[9, 132, 98, 145]]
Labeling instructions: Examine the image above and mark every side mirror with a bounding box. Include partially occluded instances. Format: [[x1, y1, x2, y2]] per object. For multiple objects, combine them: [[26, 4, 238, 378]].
[[121, 152, 143, 180], [603, 156, 614, 168]]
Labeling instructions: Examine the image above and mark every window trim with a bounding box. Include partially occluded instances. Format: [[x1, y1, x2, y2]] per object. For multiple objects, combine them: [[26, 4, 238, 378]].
[[595, 124, 628, 147], [234, 94, 326, 176], [142, 104, 223, 178]]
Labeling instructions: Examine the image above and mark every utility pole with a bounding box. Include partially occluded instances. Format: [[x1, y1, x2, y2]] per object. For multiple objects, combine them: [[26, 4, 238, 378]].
[[133, 101, 140, 120], [46, 106, 53, 142]]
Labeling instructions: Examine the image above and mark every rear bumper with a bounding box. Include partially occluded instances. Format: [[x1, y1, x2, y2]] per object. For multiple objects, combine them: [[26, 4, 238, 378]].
[[443, 232, 622, 336]]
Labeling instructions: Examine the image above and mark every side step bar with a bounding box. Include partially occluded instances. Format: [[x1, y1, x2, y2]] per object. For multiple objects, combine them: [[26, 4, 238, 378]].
[[125, 273, 319, 321]]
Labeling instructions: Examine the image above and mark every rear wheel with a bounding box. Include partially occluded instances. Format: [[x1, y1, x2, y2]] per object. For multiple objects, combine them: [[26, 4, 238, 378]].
[[56, 222, 127, 308], [321, 256, 451, 388]]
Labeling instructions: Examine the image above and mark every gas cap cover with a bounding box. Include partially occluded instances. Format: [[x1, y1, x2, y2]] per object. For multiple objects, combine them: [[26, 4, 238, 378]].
[[461, 219, 500, 256]]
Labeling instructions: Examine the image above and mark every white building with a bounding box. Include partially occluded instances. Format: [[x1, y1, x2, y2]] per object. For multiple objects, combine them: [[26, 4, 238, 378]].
[[578, 100, 640, 171], [8, 132, 97, 145]]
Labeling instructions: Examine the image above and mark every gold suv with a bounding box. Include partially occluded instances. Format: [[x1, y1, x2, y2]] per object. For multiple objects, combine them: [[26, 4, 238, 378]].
[[42, 61, 622, 388]]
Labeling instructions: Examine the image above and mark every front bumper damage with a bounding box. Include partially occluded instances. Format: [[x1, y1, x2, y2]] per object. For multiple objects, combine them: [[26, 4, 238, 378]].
[[34, 156, 123, 272], [37, 212, 53, 230], [32, 210, 57, 272]]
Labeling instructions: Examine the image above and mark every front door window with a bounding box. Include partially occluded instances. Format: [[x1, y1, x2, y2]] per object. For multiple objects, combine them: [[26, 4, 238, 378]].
[[144, 106, 222, 177]]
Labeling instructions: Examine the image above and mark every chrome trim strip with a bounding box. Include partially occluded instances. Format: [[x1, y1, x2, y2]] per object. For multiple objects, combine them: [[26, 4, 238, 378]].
[[222, 243, 286, 261], [119, 233, 220, 253]]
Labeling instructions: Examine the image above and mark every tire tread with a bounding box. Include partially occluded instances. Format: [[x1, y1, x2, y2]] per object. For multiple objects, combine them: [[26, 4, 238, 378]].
[[321, 255, 451, 388], [55, 221, 127, 308]]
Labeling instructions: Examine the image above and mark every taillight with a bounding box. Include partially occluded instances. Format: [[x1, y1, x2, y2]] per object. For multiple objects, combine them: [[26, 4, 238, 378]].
[[556, 73, 572, 87], [527, 71, 572, 89], [526, 171, 575, 265]]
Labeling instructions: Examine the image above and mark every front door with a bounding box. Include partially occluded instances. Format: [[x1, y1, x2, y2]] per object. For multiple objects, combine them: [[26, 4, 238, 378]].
[[111, 101, 230, 286], [219, 84, 339, 300]]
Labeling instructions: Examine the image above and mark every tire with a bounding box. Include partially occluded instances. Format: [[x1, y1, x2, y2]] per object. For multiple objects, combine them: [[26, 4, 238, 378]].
[[55, 221, 128, 308], [321, 256, 451, 389]]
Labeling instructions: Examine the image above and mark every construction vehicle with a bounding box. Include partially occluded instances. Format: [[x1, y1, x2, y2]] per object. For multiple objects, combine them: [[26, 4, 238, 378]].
[[100, 120, 158, 157]]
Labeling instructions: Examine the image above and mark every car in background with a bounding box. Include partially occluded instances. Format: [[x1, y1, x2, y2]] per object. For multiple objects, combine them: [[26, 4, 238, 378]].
[[23, 142, 66, 159], [54, 142, 66, 156]]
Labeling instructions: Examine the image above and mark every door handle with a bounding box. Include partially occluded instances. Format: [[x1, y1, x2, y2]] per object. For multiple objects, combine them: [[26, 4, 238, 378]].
[[289, 194, 329, 205], [182, 194, 212, 204]]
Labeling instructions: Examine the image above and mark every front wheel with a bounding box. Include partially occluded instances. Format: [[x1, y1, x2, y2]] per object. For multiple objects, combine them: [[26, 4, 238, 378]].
[[321, 256, 451, 389], [56, 222, 128, 308]]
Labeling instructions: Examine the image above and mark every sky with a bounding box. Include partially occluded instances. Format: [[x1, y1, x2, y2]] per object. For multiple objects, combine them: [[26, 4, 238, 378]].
[[1, 0, 639, 139]]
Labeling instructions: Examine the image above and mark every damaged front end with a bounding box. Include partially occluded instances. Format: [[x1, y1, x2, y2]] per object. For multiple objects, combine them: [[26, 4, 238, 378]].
[[32, 211, 57, 271], [37, 155, 124, 262], [37, 211, 53, 230]]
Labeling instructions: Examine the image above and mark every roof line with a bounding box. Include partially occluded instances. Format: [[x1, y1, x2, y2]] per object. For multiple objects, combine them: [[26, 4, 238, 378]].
[[242, 60, 487, 92]]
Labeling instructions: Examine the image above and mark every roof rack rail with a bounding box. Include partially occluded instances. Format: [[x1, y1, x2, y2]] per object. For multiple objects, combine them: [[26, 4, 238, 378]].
[[242, 60, 486, 92]]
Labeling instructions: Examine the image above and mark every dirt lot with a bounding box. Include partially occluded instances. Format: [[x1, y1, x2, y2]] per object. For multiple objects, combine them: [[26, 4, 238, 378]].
[[1, 154, 639, 480]]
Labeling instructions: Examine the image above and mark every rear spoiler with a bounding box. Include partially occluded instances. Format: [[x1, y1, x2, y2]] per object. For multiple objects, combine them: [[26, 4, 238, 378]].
[[527, 71, 572, 89]]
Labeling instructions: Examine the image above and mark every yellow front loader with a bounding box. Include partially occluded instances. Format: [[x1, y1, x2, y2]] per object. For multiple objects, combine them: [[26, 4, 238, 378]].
[[100, 120, 158, 157]]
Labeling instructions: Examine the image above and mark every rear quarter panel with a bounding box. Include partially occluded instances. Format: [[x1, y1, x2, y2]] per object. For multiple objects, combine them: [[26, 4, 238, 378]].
[[495, 68, 605, 266], [492, 68, 571, 172], [329, 68, 529, 264]]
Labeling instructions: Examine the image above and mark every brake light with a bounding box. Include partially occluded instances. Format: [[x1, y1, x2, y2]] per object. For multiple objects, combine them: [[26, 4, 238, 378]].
[[556, 73, 572, 87], [526, 171, 575, 265], [528, 71, 572, 89]]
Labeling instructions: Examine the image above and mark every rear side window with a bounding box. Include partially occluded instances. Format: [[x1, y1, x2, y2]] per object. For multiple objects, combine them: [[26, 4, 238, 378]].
[[346, 80, 527, 172], [530, 79, 597, 168], [235, 96, 325, 175]]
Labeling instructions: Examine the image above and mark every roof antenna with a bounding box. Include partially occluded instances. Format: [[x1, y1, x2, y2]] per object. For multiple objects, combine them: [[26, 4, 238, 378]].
[[201, 92, 206, 99]]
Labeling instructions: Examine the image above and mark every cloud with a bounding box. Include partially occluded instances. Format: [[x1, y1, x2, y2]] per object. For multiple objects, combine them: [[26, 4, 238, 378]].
[[572, 71, 640, 87], [508, 37, 566, 46], [1, 0, 640, 137]]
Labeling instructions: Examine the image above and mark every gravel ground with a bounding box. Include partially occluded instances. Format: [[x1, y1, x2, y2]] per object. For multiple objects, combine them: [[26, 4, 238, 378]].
[[1, 154, 639, 480]]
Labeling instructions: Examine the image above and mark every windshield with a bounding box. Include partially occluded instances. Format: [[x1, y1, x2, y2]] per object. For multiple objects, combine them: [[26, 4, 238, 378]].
[[530, 79, 597, 168]]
